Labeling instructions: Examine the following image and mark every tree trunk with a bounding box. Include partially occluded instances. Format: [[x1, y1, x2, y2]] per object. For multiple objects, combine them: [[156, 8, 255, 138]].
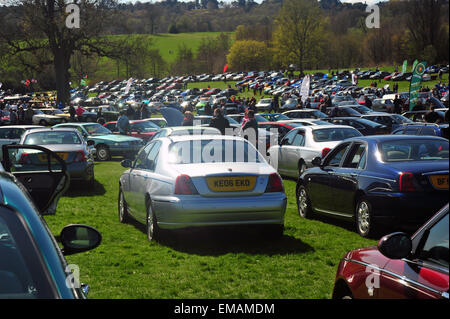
[[54, 49, 71, 108]]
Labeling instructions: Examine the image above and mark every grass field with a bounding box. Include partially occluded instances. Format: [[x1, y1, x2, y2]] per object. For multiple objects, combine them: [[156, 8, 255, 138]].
[[45, 159, 376, 299]]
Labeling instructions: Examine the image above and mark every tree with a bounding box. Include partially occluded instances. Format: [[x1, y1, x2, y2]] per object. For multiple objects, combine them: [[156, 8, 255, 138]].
[[272, 0, 325, 73], [226, 40, 271, 71], [0, 1, 120, 106]]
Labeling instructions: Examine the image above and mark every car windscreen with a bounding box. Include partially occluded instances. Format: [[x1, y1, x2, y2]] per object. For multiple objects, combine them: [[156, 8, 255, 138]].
[[380, 139, 449, 162], [312, 128, 362, 142], [357, 118, 384, 128], [24, 131, 82, 145], [131, 121, 160, 132], [392, 114, 414, 124], [83, 123, 112, 135], [168, 139, 263, 164]]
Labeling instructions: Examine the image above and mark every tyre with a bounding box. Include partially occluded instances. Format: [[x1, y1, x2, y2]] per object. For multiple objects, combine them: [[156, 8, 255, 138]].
[[355, 198, 377, 238], [96, 145, 110, 161], [146, 202, 163, 242], [297, 185, 313, 218], [39, 119, 48, 126], [118, 188, 130, 223]]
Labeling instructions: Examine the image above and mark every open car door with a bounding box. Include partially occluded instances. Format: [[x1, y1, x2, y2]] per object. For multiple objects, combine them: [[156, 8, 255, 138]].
[[1, 144, 70, 215]]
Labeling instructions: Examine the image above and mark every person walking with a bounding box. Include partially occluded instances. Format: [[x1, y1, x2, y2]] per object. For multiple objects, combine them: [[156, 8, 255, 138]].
[[25, 104, 34, 125], [209, 108, 230, 135], [241, 110, 259, 149], [116, 110, 130, 135], [9, 108, 18, 125], [182, 111, 194, 126]]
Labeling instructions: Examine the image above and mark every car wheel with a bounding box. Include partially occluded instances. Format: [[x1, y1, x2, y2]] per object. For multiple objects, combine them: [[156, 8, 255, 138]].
[[146, 202, 162, 242], [118, 188, 130, 223], [39, 119, 48, 126], [96, 145, 110, 161], [297, 186, 313, 218], [355, 198, 376, 238]]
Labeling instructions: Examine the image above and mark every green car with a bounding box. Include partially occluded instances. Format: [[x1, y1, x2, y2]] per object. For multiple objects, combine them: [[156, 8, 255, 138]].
[[53, 122, 144, 161]]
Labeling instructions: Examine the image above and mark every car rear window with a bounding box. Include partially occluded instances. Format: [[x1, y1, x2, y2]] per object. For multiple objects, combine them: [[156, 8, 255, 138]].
[[380, 139, 449, 162], [168, 139, 263, 164], [312, 128, 362, 142], [24, 131, 81, 145]]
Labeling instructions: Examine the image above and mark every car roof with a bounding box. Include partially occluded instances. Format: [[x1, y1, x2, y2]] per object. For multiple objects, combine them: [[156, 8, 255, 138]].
[[162, 134, 246, 142], [0, 125, 42, 129], [345, 135, 449, 143], [293, 124, 352, 131]]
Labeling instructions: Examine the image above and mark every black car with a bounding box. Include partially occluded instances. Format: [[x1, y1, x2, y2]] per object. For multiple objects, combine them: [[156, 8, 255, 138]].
[[361, 114, 414, 133], [324, 117, 389, 135], [296, 135, 449, 237], [392, 123, 449, 139], [326, 107, 363, 118]]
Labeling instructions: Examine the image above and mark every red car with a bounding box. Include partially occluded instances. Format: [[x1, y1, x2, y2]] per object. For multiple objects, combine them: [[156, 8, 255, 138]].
[[333, 204, 449, 299], [103, 120, 160, 141], [258, 121, 305, 141]]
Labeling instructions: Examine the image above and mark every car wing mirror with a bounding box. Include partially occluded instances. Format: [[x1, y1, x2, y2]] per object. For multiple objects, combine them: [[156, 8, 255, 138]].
[[59, 224, 102, 256], [1, 144, 70, 215], [311, 157, 322, 167], [121, 159, 132, 168], [87, 140, 95, 146], [378, 232, 412, 259]]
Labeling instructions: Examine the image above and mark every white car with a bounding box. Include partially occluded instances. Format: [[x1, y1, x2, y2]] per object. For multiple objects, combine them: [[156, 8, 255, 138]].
[[255, 98, 273, 111], [267, 125, 362, 178], [278, 119, 331, 126], [32, 109, 65, 126]]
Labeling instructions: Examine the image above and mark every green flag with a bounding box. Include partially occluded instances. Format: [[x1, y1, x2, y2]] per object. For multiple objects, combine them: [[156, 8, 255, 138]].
[[411, 59, 419, 72], [409, 61, 427, 111], [402, 60, 408, 73]]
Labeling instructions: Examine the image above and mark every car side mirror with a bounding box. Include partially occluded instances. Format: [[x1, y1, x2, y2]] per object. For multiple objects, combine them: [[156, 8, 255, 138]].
[[121, 159, 132, 168], [60, 224, 102, 256], [87, 140, 95, 146], [311, 157, 322, 167], [378, 232, 412, 260]]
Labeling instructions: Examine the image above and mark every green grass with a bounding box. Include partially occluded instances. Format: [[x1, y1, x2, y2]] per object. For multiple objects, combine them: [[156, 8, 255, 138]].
[[45, 160, 376, 299]]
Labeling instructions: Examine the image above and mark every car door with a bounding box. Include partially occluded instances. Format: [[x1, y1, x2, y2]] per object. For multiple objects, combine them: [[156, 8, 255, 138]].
[[128, 141, 161, 222], [309, 143, 352, 214], [1, 144, 69, 216], [379, 213, 449, 299], [276, 129, 297, 175], [284, 130, 306, 177], [326, 143, 367, 216]]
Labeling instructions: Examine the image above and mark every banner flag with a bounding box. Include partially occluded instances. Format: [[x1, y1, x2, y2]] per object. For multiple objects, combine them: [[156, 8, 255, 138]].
[[402, 60, 408, 73], [409, 61, 427, 111]]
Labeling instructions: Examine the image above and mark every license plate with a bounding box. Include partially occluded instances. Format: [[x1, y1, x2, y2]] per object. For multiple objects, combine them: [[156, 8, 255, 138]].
[[429, 175, 449, 190], [37, 152, 68, 163], [206, 176, 257, 192]]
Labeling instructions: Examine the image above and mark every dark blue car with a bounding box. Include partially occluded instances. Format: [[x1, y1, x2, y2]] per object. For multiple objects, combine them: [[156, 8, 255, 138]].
[[296, 135, 449, 238], [392, 123, 449, 139]]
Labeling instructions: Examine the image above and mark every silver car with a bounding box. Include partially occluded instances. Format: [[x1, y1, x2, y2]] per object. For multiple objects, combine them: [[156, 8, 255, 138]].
[[118, 135, 287, 241], [267, 125, 362, 178]]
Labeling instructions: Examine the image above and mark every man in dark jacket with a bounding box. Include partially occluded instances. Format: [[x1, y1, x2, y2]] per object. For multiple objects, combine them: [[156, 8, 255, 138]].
[[209, 108, 230, 135], [182, 111, 194, 126]]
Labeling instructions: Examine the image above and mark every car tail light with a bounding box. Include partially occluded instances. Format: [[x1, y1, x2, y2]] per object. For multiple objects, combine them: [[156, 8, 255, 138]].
[[265, 173, 284, 193], [322, 148, 331, 158], [74, 150, 86, 162], [399, 172, 417, 192], [174, 175, 199, 195], [19, 152, 32, 165]]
